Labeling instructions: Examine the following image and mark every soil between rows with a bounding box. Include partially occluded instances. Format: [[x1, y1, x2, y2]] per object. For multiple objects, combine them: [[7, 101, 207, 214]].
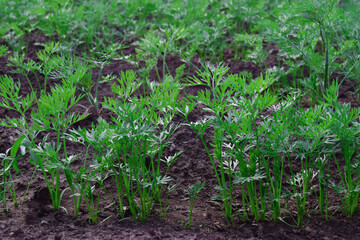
[[1, 34, 360, 240]]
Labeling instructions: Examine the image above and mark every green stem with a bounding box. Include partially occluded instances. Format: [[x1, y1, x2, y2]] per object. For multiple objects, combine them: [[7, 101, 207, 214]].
[[155, 66, 162, 82], [94, 63, 105, 113], [162, 53, 166, 80], [199, 133, 232, 223], [187, 198, 195, 227], [21, 166, 38, 205]]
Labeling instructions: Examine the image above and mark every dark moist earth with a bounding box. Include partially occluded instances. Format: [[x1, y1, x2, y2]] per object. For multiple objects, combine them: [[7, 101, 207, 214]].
[[1, 35, 360, 240]]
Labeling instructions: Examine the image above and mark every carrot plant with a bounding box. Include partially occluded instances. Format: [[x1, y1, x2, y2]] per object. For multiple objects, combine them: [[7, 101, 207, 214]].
[[159, 183, 178, 219], [136, 26, 187, 81], [314, 154, 332, 220], [62, 156, 87, 220], [226, 72, 277, 223], [80, 158, 109, 225], [30, 75, 87, 211], [328, 101, 360, 218], [0, 135, 25, 211], [69, 72, 182, 223], [40, 43, 124, 115], [183, 182, 205, 227], [8, 42, 67, 96], [294, 0, 340, 90], [174, 63, 235, 224], [179, 44, 198, 76], [175, 63, 277, 225], [190, 21, 227, 63], [42, 53, 94, 105], [0, 45, 8, 57], [0, 75, 36, 141], [289, 105, 335, 228], [36, 41, 61, 93], [260, 94, 300, 222], [134, 76, 184, 204], [8, 53, 41, 95], [234, 33, 269, 75], [338, 39, 360, 103], [266, 0, 355, 103], [88, 43, 125, 113], [0, 71, 88, 212], [0, 75, 39, 208]]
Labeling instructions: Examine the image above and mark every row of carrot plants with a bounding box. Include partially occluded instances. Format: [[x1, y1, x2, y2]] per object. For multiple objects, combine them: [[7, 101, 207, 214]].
[[1, 58, 359, 228]]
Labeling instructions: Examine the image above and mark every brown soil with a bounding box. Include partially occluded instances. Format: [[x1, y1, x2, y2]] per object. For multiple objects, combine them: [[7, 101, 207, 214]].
[[1, 34, 360, 240]]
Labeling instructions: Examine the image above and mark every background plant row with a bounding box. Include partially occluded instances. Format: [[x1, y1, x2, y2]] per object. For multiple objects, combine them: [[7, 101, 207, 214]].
[[1, 0, 359, 102]]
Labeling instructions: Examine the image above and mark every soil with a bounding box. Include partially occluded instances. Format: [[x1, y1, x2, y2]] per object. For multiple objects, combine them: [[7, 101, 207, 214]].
[[1, 34, 360, 240]]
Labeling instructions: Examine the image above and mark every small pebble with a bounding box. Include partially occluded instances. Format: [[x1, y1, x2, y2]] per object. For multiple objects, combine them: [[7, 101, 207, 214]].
[[170, 143, 178, 152], [203, 212, 210, 219], [40, 220, 49, 225]]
